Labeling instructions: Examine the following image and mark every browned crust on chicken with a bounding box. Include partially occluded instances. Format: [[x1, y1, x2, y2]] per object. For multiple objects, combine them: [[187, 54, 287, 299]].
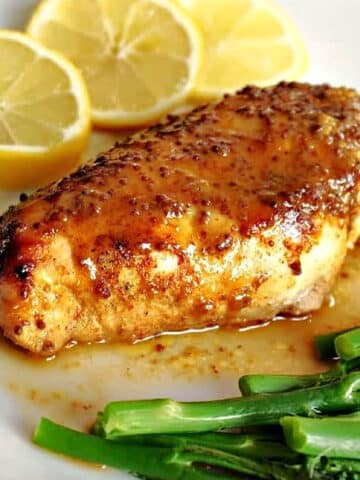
[[1, 82, 360, 356]]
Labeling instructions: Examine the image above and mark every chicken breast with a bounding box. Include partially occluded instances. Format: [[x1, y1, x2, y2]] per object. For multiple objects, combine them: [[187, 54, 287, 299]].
[[1, 82, 360, 356]]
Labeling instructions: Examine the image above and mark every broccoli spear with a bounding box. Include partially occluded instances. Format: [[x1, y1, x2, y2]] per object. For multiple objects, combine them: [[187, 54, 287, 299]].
[[239, 328, 360, 396], [281, 413, 360, 459], [34, 418, 303, 480], [94, 373, 360, 438], [238, 357, 360, 396]]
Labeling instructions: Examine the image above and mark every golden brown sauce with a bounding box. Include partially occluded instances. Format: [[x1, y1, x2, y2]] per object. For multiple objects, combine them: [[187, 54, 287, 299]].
[[0, 243, 359, 438]]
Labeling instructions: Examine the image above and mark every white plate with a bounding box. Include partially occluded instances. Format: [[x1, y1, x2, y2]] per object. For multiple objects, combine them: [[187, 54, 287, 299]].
[[1, 1, 360, 479]]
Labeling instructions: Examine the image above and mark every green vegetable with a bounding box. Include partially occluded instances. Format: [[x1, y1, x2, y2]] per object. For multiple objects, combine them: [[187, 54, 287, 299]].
[[305, 456, 360, 479], [314, 328, 360, 361], [115, 431, 300, 462], [281, 413, 360, 459], [335, 328, 360, 361], [34, 418, 237, 480], [35, 418, 360, 480], [239, 374, 324, 396], [94, 373, 360, 438], [33, 418, 300, 480], [239, 357, 360, 395]]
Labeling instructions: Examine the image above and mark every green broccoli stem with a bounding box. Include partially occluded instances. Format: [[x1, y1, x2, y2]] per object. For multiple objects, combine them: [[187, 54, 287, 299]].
[[34, 418, 300, 480], [33, 418, 242, 480], [94, 373, 360, 438], [281, 413, 360, 459], [314, 328, 358, 361], [239, 374, 320, 396], [238, 357, 360, 395], [116, 431, 300, 462], [171, 447, 303, 480], [335, 328, 360, 361]]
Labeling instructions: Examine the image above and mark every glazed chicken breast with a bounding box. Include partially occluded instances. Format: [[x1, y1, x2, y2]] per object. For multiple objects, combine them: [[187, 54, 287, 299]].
[[1, 82, 360, 356]]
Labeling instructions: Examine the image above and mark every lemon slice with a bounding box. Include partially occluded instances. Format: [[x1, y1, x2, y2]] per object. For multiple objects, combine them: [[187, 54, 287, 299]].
[[177, 0, 308, 98], [0, 30, 90, 190], [27, 0, 202, 128]]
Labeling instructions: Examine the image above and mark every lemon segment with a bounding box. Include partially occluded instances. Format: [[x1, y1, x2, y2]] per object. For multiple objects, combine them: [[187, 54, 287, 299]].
[[177, 0, 308, 98], [0, 30, 91, 190], [27, 0, 203, 128]]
